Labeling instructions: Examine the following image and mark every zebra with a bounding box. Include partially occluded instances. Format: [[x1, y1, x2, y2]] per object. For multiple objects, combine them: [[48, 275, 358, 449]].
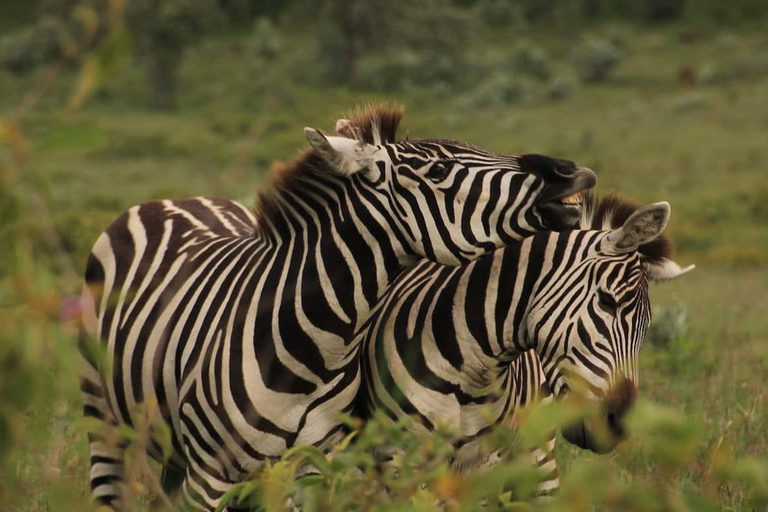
[[78, 104, 597, 510], [355, 192, 694, 499]]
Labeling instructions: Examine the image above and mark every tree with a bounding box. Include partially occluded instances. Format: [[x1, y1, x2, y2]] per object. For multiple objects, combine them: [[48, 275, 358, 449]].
[[124, 0, 226, 110], [317, 0, 475, 86]]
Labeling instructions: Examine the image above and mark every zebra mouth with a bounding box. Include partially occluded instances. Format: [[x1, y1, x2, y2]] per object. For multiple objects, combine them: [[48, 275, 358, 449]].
[[560, 192, 583, 208], [561, 419, 617, 454], [538, 167, 597, 230]]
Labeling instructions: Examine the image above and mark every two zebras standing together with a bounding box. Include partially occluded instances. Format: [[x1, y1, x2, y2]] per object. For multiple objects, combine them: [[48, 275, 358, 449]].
[[79, 104, 693, 510]]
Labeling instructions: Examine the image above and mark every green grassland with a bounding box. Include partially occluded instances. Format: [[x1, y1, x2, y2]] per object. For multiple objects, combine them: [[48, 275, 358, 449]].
[[1, 22, 767, 511]]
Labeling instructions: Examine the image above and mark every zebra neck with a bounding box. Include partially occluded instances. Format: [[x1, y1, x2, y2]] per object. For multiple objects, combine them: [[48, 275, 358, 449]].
[[254, 172, 414, 336], [452, 235, 559, 380]]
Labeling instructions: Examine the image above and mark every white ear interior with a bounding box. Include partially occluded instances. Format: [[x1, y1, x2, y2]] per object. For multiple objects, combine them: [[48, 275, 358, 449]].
[[335, 118, 353, 135], [304, 127, 377, 175], [605, 202, 671, 254], [644, 259, 695, 282]]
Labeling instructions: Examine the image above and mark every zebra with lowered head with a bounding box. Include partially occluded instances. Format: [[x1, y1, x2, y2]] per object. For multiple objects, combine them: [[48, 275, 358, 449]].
[[78, 104, 597, 510], [356, 193, 694, 497]]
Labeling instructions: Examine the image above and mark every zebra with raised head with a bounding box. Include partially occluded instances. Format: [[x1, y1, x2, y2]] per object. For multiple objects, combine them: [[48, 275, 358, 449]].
[[356, 193, 694, 496], [78, 104, 597, 510]]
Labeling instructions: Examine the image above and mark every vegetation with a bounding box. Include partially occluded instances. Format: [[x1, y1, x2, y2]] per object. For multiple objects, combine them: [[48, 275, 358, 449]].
[[1, 1, 768, 510]]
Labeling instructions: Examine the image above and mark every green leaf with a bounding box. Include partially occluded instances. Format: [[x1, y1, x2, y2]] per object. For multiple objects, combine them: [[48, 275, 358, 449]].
[[283, 445, 333, 476], [294, 475, 326, 489], [237, 480, 261, 505], [215, 482, 250, 512]]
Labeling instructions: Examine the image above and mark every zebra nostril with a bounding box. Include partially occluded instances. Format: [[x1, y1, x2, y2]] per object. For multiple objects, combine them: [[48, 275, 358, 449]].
[[606, 407, 628, 439]]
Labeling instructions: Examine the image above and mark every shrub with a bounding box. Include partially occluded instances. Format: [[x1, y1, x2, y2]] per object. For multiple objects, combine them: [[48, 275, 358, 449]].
[[357, 51, 471, 93], [546, 74, 576, 101], [646, 303, 689, 348], [511, 42, 552, 81], [671, 92, 709, 112], [250, 17, 281, 61], [213, 400, 768, 511], [475, 0, 525, 28], [0, 17, 67, 73], [573, 38, 622, 82], [465, 73, 534, 107]]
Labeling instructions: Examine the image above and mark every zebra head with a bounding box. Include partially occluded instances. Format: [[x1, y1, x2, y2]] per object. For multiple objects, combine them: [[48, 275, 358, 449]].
[[525, 195, 694, 453], [305, 104, 596, 265]]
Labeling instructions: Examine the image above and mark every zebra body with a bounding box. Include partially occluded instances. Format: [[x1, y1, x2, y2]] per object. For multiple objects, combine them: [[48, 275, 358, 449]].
[[79, 105, 596, 510], [357, 194, 693, 495]]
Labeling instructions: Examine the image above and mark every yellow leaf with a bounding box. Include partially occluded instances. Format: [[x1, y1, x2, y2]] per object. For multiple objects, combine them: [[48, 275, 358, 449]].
[[72, 5, 100, 38], [0, 118, 30, 166], [434, 473, 464, 501], [69, 57, 98, 111], [333, 430, 358, 452]]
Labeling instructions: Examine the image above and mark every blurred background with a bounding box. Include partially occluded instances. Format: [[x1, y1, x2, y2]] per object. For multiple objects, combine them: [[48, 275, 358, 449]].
[[0, 0, 767, 510]]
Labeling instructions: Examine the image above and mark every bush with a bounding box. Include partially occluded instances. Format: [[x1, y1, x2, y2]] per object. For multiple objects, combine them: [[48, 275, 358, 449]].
[[546, 74, 576, 101], [671, 92, 709, 112], [213, 401, 768, 511], [250, 17, 281, 61], [573, 38, 622, 83], [511, 43, 552, 81], [646, 303, 689, 348], [0, 17, 67, 73], [475, 0, 525, 28], [465, 73, 535, 107], [357, 51, 471, 93], [317, 0, 477, 89]]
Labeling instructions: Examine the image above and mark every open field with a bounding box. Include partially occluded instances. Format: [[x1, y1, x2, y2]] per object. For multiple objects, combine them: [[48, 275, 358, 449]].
[[1, 20, 767, 511]]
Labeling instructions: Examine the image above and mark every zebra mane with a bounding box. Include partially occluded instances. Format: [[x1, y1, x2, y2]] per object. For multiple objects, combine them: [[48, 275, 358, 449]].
[[581, 191, 673, 263], [335, 103, 404, 144], [252, 103, 404, 233]]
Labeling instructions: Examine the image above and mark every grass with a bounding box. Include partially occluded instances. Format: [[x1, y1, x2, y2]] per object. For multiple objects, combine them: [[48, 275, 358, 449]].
[[1, 20, 767, 510]]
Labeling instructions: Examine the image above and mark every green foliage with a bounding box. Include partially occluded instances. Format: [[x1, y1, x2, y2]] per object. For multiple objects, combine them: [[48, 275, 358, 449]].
[[645, 303, 689, 349], [250, 17, 282, 61], [317, 0, 476, 89], [572, 38, 622, 83], [125, 0, 227, 110], [511, 43, 552, 82], [671, 92, 709, 112], [465, 74, 535, 107], [475, 0, 525, 28], [1, 7, 768, 510], [0, 17, 68, 73], [200, 402, 768, 511], [545, 75, 576, 101]]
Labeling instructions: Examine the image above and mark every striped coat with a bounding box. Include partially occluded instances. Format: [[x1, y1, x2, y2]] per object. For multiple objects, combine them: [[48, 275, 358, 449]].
[[79, 104, 596, 510], [356, 193, 693, 496]]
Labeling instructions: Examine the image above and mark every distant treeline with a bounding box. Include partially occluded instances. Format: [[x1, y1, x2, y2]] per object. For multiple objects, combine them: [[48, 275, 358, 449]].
[[4, 0, 768, 33], [1, 0, 766, 111]]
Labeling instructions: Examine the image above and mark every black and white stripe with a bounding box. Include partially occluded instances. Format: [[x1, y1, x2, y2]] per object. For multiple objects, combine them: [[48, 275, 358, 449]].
[[356, 193, 694, 496], [78, 105, 596, 510]]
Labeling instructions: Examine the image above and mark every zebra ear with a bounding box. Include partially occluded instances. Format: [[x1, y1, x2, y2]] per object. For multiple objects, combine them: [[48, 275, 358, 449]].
[[604, 202, 670, 254], [644, 258, 695, 282], [304, 127, 377, 176]]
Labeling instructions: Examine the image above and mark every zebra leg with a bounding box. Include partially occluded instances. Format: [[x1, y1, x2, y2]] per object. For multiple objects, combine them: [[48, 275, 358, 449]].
[[531, 434, 559, 499], [179, 464, 250, 512], [81, 371, 127, 510], [161, 464, 187, 498]]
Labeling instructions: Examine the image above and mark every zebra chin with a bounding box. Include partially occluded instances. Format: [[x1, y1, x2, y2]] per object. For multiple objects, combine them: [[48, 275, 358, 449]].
[[560, 419, 621, 454], [535, 166, 597, 231]]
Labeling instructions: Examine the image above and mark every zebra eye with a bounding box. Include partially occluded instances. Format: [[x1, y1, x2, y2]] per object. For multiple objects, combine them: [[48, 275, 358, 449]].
[[597, 289, 618, 315], [424, 161, 451, 183]]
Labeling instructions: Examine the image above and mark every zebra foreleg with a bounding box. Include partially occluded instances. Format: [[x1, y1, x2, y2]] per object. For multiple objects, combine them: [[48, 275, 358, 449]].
[[530, 435, 560, 499], [81, 373, 128, 510]]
